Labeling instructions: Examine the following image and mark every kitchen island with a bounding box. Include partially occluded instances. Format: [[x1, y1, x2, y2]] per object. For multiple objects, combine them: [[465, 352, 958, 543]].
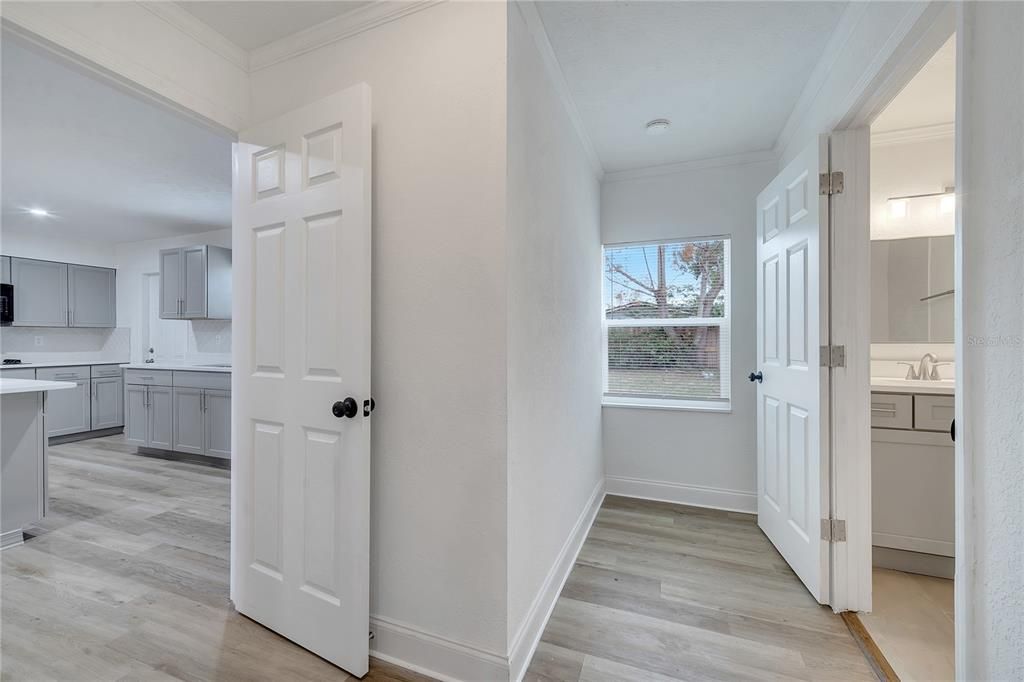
[[1, 378, 75, 549]]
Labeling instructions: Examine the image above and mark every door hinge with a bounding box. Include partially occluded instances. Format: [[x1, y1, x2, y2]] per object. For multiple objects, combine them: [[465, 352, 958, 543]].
[[819, 170, 844, 196], [821, 518, 847, 542], [820, 344, 846, 368]]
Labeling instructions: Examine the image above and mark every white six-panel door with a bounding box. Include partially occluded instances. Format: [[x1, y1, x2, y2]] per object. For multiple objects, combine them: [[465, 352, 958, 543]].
[[755, 137, 830, 603], [231, 83, 372, 676]]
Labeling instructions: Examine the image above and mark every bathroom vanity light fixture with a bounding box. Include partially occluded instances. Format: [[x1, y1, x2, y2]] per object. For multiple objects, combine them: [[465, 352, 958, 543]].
[[880, 187, 955, 239], [645, 119, 671, 136]]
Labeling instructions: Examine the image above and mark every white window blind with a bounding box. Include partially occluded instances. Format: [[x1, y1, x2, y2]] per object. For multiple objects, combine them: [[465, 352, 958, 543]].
[[603, 238, 731, 408]]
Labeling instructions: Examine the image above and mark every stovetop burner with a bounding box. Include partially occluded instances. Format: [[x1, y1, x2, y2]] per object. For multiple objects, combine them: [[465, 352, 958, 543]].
[[2, 358, 25, 365]]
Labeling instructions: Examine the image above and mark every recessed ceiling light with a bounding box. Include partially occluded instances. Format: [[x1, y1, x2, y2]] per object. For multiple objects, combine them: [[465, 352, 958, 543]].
[[28, 208, 51, 217], [645, 119, 671, 136]]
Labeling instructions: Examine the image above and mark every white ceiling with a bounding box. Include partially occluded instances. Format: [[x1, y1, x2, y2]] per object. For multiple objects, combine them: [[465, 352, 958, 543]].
[[1, 37, 233, 244], [873, 36, 955, 133], [535, 1, 848, 173], [177, 1, 373, 50]]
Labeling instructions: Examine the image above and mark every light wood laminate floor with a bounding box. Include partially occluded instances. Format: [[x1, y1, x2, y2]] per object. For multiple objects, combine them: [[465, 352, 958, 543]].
[[524, 495, 877, 682], [0, 435, 429, 682], [859, 568, 955, 681]]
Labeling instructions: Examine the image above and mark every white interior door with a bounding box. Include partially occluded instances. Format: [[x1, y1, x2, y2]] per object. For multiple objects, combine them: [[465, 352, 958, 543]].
[[755, 137, 830, 603], [231, 83, 372, 676]]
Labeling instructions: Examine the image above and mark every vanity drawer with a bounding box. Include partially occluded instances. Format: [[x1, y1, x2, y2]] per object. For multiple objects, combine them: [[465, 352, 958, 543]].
[[37, 366, 90, 381], [124, 369, 172, 386], [915, 394, 955, 432], [871, 393, 913, 429]]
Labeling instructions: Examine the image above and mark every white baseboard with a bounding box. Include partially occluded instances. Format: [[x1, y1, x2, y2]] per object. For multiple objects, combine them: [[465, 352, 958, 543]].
[[0, 529, 25, 550], [507, 478, 605, 682], [605, 475, 756, 514], [370, 615, 508, 682]]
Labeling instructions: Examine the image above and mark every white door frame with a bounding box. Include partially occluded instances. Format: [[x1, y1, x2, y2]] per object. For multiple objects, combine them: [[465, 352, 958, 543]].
[[825, 0, 956, 617]]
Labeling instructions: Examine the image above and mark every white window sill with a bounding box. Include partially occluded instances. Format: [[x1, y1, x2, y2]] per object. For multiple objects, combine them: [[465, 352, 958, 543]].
[[601, 399, 732, 414]]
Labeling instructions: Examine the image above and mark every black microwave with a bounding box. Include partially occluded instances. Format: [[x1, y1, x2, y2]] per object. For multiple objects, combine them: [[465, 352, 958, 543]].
[[1, 283, 12, 325]]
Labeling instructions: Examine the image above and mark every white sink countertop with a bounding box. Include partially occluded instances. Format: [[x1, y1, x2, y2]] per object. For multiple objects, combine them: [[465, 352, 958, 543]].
[[121, 362, 232, 373], [871, 377, 955, 395], [0, 360, 126, 369], [0, 378, 77, 395]]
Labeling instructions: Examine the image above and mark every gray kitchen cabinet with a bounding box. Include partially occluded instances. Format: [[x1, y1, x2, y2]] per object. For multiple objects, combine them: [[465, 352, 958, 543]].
[[172, 387, 206, 455], [159, 245, 231, 319], [1, 255, 10, 284], [43, 377, 91, 437], [124, 384, 149, 446], [124, 382, 173, 450], [159, 248, 182, 318], [147, 385, 174, 450], [91, 376, 124, 430], [0, 368, 36, 379], [68, 264, 116, 327], [11, 258, 68, 327], [204, 389, 232, 459]]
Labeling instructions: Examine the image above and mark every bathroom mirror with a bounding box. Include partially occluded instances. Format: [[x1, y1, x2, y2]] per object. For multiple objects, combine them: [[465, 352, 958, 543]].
[[871, 235, 954, 343]]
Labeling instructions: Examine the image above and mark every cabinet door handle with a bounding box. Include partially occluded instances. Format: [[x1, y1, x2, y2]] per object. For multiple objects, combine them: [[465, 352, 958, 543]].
[[871, 407, 897, 415], [70, 309, 74, 326], [201, 392, 206, 412]]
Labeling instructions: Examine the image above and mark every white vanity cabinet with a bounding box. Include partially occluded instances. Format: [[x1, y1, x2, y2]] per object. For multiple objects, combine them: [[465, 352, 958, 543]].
[[872, 390, 955, 576]]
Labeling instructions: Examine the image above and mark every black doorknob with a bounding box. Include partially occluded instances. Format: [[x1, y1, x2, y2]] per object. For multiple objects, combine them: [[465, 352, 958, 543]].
[[332, 398, 359, 419], [748, 371, 763, 383], [950, 419, 955, 442]]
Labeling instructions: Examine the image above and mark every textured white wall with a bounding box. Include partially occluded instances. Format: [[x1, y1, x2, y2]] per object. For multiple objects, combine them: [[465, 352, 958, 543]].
[[601, 159, 776, 511], [956, 3, 1024, 678], [249, 1, 510, 658], [506, 0, 603, 665]]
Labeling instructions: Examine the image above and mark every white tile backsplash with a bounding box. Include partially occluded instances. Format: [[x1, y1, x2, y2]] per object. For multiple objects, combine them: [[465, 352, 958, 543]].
[[1, 327, 130, 363], [871, 343, 955, 379], [185, 320, 231, 365]]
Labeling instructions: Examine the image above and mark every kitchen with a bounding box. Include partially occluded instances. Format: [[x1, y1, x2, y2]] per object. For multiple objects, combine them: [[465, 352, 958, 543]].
[[0, 33, 234, 553]]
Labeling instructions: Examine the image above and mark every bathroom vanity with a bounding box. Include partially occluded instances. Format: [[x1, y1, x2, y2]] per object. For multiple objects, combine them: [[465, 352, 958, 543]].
[[871, 380, 954, 577]]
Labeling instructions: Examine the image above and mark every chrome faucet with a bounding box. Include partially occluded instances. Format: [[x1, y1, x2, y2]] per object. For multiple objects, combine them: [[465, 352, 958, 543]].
[[896, 361, 919, 380], [917, 352, 938, 381]]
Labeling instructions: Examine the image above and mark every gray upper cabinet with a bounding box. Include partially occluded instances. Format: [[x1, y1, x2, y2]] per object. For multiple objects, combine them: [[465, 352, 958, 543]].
[[1, 256, 10, 284], [159, 248, 182, 318], [11, 258, 68, 327], [159, 245, 231, 320], [91, 375, 124, 430], [68, 264, 116, 327], [7, 257, 115, 328]]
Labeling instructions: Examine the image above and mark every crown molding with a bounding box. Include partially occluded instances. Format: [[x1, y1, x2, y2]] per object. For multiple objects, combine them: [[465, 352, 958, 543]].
[[248, 0, 445, 73], [871, 122, 954, 146], [139, 2, 249, 72], [514, 1, 604, 181], [773, 2, 868, 160], [602, 149, 777, 184]]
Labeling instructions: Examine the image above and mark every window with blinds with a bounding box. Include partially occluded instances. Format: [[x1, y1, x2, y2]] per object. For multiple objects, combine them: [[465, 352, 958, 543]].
[[603, 237, 731, 409]]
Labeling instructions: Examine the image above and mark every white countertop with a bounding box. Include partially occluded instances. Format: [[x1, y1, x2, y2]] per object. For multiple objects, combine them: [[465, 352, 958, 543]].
[[121, 362, 232, 374], [0, 360, 126, 370], [0, 378, 77, 395], [871, 377, 955, 395]]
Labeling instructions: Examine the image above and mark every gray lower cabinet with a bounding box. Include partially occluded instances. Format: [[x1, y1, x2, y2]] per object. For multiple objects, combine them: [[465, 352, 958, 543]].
[[172, 386, 231, 459], [11, 258, 68, 327], [125, 383, 173, 450], [204, 390, 231, 459], [68, 264, 116, 328], [124, 384, 148, 447], [44, 380, 91, 437], [91, 376, 124, 430], [172, 387, 206, 455], [1, 255, 10, 284], [0, 368, 36, 380]]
